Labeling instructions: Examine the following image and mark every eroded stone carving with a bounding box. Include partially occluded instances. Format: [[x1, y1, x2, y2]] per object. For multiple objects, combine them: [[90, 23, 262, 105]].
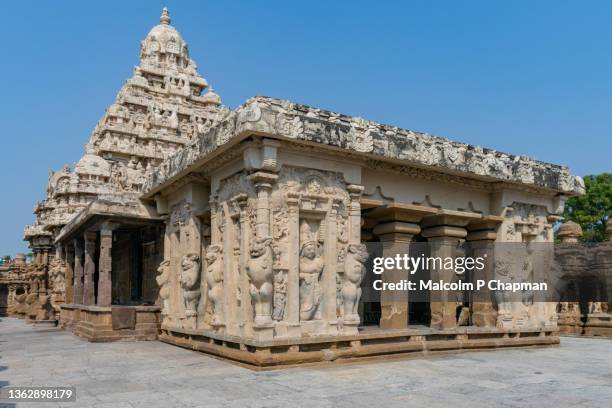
[[179, 253, 201, 318], [299, 220, 324, 321], [246, 237, 274, 326], [272, 271, 287, 321], [204, 245, 224, 326], [156, 260, 171, 315], [341, 244, 368, 323]]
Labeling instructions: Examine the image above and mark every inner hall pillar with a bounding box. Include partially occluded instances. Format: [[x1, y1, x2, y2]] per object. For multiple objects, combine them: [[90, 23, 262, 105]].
[[64, 245, 75, 304], [83, 231, 97, 306], [422, 217, 470, 330], [97, 224, 117, 307], [73, 239, 84, 305], [466, 217, 502, 327], [373, 221, 420, 329]]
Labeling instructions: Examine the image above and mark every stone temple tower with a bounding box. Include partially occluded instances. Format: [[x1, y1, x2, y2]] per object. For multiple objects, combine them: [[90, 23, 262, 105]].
[[25, 7, 226, 246]]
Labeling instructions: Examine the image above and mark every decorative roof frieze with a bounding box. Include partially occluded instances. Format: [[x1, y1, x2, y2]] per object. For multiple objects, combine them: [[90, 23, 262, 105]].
[[144, 96, 584, 196]]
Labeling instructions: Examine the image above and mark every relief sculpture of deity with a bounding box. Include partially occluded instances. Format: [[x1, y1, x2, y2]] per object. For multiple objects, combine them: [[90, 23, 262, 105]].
[[179, 253, 201, 317], [246, 237, 274, 326], [299, 220, 324, 321], [341, 244, 368, 322], [155, 260, 171, 315], [204, 245, 224, 326]]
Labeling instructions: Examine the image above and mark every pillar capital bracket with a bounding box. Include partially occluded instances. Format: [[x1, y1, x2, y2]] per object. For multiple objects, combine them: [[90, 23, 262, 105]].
[[421, 225, 467, 239]]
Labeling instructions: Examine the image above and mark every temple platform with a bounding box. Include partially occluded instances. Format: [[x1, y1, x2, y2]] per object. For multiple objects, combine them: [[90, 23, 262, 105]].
[[60, 304, 161, 342], [159, 324, 559, 368]]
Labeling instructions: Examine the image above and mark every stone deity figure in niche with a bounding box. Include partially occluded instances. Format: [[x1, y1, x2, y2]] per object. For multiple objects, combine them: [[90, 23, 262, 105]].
[[299, 220, 324, 321], [156, 260, 171, 315], [179, 253, 201, 317], [272, 272, 287, 321], [204, 245, 224, 326], [341, 244, 368, 322], [246, 237, 274, 326]]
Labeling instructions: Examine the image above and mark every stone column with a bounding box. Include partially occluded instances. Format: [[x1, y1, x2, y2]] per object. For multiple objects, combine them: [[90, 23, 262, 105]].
[[73, 239, 84, 305], [422, 225, 467, 330], [41, 250, 49, 266], [7, 285, 15, 308], [373, 221, 420, 329], [323, 199, 340, 329], [97, 225, 115, 307], [467, 229, 497, 327], [83, 231, 97, 306], [249, 172, 277, 240], [237, 195, 251, 335], [64, 245, 75, 303], [34, 250, 42, 265], [347, 185, 364, 245], [246, 171, 278, 339], [285, 194, 300, 332]]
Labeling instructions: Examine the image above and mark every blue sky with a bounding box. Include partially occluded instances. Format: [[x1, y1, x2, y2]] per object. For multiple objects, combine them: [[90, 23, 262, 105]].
[[1, 1, 611, 255]]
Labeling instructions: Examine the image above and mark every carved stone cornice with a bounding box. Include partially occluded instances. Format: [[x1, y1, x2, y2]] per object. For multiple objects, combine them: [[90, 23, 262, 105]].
[[144, 96, 584, 197]]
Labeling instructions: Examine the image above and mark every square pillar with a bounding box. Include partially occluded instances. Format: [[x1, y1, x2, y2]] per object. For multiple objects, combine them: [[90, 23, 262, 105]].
[[64, 245, 75, 303], [97, 226, 115, 307], [73, 239, 84, 305], [373, 221, 420, 330], [467, 229, 498, 327], [83, 231, 97, 306], [422, 225, 467, 330]]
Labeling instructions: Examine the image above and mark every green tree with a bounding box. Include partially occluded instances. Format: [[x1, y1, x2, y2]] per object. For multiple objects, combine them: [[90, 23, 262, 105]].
[[563, 173, 611, 242]]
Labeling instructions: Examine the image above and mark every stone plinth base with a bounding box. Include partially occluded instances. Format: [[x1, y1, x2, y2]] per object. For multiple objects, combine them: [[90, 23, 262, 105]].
[[159, 324, 559, 368], [60, 304, 161, 342], [557, 315, 583, 335], [28, 319, 58, 327], [584, 313, 612, 337], [557, 313, 612, 338]]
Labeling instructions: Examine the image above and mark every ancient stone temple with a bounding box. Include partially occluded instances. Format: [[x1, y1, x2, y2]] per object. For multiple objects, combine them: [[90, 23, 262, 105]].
[[22, 8, 589, 365], [556, 220, 612, 337], [0, 254, 29, 317]]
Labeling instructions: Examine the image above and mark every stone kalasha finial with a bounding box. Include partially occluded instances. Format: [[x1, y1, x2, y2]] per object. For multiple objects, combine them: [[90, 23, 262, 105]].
[[160, 6, 171, 25], [558, 220, 583, 243]]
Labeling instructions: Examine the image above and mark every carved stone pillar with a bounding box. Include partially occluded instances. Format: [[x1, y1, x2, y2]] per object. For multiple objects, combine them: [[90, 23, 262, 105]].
[[322, 199, 340, 328], [83, 231, 97, 306], [246, 171, 278, 338], [41, 250, 49, 266], [285, 194, 300, 332], [249, 171, 278, 240], [64, 245, 75, 303], [98, 225, 116, 307], [347, 185, 364, 245], [34, 250, 42, 265], [373, 221, 420, 329], [422, 225, 467, 330], [467, 229, 498, 327], [73, 239, 84, 305]]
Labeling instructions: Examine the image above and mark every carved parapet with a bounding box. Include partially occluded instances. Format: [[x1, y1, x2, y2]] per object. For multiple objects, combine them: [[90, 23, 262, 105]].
[[144, 96, 584, 197]]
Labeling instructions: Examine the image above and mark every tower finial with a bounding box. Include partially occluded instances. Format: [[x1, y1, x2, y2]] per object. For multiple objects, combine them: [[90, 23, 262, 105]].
[[160, 7, 171, 25]]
